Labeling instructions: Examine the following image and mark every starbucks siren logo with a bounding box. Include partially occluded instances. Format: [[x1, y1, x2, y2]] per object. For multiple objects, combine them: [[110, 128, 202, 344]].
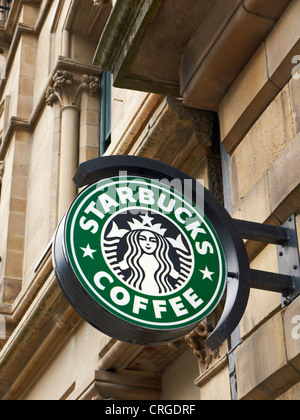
[[102, 211, 194, 296], [64, 176, 227, 330]]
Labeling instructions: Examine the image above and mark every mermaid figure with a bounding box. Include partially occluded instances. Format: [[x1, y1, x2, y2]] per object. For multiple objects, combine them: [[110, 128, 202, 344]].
[[104, 212, 193, 296], [120, 229, 179, 294]]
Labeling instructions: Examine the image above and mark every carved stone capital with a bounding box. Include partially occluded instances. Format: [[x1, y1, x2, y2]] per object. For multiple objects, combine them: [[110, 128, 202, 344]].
[[80, 74, 99, 96], [80, 370, 162, 400], [46, 71, 99, 109], [185, 321, 220, 373]]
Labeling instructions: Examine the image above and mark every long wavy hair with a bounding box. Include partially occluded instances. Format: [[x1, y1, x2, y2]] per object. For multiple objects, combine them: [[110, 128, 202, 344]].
[[122, 230, 175, 294]]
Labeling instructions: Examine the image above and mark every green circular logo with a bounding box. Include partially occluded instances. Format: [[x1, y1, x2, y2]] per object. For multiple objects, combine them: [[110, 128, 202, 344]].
[[65, 176, 227, 330]]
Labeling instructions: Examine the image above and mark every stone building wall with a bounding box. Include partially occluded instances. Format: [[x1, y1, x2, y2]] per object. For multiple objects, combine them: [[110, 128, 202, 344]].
[[0, 0, 299, 401]]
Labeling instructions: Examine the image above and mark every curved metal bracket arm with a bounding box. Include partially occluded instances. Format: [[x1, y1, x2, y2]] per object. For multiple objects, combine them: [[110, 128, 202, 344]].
[[73, 155, 185, 187], [205, 267, 250, 351], [202, 211, 251, 352]]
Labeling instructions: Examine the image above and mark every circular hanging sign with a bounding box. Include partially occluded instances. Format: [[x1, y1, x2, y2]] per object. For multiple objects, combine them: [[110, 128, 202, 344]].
[[53, 156, 250, 346]]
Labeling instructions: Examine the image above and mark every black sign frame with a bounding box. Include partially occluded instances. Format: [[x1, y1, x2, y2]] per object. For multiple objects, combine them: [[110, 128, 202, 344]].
[[53, 156, 251, 349]]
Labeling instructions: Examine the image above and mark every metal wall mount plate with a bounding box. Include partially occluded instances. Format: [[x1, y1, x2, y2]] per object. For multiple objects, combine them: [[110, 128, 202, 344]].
[[277, 215, 300, 306]]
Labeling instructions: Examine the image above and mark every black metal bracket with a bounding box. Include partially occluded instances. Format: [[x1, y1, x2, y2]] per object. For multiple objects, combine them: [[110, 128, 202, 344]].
[[73, 156, 252, 351], [277, 216, 300, 305], [234, 217, 300, 301], [71, 157, 299, 350]]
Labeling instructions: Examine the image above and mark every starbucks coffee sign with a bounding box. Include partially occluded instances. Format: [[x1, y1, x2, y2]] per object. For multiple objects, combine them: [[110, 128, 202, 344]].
[[65, 176, 226, 328], [53, 157, 250, 347]]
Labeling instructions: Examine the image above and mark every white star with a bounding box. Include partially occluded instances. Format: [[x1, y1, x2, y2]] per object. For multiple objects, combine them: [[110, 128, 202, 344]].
[[200, 266, 214, 281], [80, 244, 97, 259], [140, 213, 155, 226]]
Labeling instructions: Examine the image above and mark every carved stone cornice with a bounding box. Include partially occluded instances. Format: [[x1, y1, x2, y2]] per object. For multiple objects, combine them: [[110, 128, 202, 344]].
[[0, 270, 82, 400], [45, 71, 99, 109], [132, 97, 213, 169], [93, 370, 162, 401]]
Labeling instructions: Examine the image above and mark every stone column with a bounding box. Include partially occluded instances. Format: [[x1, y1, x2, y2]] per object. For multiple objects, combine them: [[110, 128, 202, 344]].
[[59, 104, 80, 218], [62, 30, 70, 58], [46, 71, 99, 219]]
